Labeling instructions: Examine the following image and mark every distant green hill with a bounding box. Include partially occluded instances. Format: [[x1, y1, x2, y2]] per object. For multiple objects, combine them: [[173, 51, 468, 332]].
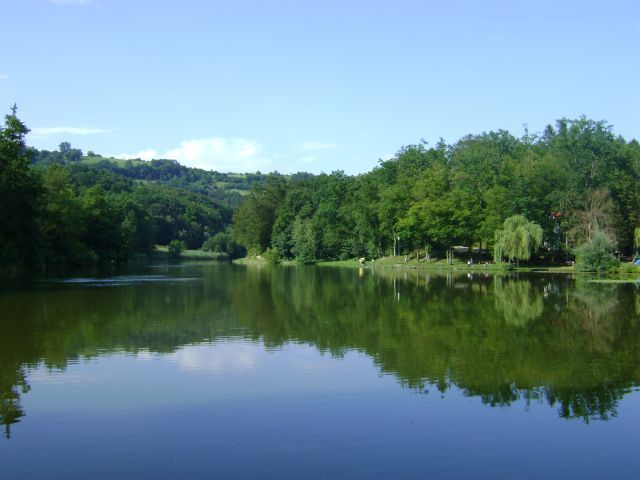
[[32, 147, 272, 208]]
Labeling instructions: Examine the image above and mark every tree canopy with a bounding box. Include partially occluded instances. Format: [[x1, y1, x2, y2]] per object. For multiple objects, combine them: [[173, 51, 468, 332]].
[[3, 109, 640, 270], [231, 117, 640, 264], [0, 109, 236, 271]]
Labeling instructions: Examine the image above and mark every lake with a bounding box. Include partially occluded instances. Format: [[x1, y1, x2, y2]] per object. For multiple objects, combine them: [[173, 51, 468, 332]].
[[1, 262, 640, 479]]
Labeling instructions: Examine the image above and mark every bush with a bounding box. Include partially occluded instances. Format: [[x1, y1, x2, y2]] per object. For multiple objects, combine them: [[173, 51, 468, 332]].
[[573, 232, 619, 274], [262, 247, 280, 264], [202, 230, 246, 259], [612, 262, 640, 275], [168, 239, 187, 258]]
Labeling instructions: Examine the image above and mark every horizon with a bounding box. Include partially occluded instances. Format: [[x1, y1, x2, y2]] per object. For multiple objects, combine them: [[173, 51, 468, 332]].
[[2, 0, 639, 174], [30, 113, 634, 178]]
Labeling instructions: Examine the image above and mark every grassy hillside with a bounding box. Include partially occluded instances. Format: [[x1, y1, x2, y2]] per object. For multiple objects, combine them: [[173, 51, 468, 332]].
[[31, 147, 268, 208]]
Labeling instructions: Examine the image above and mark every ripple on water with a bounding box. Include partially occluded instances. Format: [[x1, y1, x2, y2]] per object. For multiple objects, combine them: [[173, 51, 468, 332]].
[[55, 275, 199, 287]]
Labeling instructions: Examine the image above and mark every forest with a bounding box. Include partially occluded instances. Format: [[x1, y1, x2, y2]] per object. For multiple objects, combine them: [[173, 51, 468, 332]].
[[0, 108, 242, 272], [233, 118, 640, 266], [2, 105, 640, 273]]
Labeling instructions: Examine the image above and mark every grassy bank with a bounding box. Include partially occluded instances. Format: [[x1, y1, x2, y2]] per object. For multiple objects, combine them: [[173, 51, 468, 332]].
[[233, 257, 297, 266], [233, 254, 640, 278], [153, 246, 227, 260], [234, 255, 576, 272], [319, 256, 513, 271]]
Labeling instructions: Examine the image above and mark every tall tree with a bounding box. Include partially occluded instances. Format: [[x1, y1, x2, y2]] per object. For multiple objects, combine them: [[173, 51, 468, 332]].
[[0, 106, 41, 271], [233, 174, 287, 253]]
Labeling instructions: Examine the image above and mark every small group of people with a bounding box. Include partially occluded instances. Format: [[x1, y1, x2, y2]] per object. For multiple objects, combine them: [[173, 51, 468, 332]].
[[468, 258, 491, 267]]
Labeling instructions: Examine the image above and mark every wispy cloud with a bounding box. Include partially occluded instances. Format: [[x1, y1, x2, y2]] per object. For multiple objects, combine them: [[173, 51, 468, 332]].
[[0, 74, 8, 81], [30, 126, 109, 137], [116, 136, 273, 172], [297, 155, 316, 164], [298, 141, 338, 152]]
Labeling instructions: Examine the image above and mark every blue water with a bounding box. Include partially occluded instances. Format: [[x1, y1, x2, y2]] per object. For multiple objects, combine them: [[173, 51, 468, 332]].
[[2, 263, 639, 479]]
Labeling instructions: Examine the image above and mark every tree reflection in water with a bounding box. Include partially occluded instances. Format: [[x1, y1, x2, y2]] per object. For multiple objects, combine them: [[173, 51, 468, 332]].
[[2, 265, 640, 435]]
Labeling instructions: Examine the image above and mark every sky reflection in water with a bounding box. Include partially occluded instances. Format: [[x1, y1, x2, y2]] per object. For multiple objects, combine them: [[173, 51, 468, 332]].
[[2, 263, 640, 479]]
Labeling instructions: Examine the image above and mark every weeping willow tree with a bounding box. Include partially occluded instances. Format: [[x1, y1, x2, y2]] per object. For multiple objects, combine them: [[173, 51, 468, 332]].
[[494, 215, 543, 265]]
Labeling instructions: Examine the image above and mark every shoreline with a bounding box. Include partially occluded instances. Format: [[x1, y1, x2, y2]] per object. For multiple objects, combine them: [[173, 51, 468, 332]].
[[231, 256, 640, 280]]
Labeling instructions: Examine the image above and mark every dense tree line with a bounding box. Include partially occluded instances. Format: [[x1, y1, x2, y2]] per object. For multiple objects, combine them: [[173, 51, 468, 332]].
[[233, 118, 640, 263], [0, 109, 235, 272], [4, 107, 639, 270]]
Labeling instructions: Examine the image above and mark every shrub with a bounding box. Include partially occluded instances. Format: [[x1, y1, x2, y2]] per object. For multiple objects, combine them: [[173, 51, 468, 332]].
[[202, 230, 246, 259], [262, 247, 280, 264], [573, 232, 619, 274], [168, 239, 187, 258], [612, 262, 640, 275]]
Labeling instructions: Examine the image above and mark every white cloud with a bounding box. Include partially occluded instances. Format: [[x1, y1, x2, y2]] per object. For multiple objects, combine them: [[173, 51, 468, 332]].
[[115, 148, 158, 161], [297, 155, 316, 164], [0, 74, 8, 81], [298, 141, 338, 152], [169, 344, 260, 374], [117, 136, 273, 172], [30, 126, 109, 137]]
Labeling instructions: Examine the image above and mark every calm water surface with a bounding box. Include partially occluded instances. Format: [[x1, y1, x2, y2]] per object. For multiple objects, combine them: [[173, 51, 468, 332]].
[[2, 263, 640, 479]]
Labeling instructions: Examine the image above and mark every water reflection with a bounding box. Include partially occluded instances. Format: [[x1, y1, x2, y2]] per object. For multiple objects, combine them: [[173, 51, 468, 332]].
[[494, 277, 544, 326], [169, 343, 261, 374], [2, 265, 640, 436]]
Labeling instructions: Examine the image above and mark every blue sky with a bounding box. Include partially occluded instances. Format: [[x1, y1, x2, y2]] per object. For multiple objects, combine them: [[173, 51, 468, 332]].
[[1, 0, 638, 174]]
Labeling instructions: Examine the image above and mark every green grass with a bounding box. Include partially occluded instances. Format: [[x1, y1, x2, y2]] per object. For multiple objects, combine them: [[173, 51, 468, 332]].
[[317, 257, 589, 273], [588, 278, 640, 284], [154, 245, 226, 260], [317, 256, 513, 270], [81, 155, 147, 167], [233, 256, 297, 266]]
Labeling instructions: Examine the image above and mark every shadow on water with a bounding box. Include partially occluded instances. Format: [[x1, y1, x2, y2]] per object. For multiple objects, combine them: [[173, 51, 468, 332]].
[[2, 263, 640, 436]]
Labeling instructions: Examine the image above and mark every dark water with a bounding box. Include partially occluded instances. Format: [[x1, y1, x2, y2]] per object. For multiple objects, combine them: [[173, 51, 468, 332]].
[[2, 263, 640, 479]]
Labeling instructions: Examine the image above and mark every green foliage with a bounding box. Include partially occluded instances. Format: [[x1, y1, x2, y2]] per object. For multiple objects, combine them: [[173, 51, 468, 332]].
[[232, 174, 287, 253], [168, 239, 187, 257], [0, 108, 240, 271], [494, 215, 543, 264], [232, 118, 640, 264], [574, 231, 619, 274], [291, 218, 317, 264], [39, 166, 95, 267], [612, 262, 640, 275], [202, 229, 245, 259], [0, 107, 41, 271], [5, 108, 640, 270], [262, 247, 280, 264], [32, 150, 260, 208]]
